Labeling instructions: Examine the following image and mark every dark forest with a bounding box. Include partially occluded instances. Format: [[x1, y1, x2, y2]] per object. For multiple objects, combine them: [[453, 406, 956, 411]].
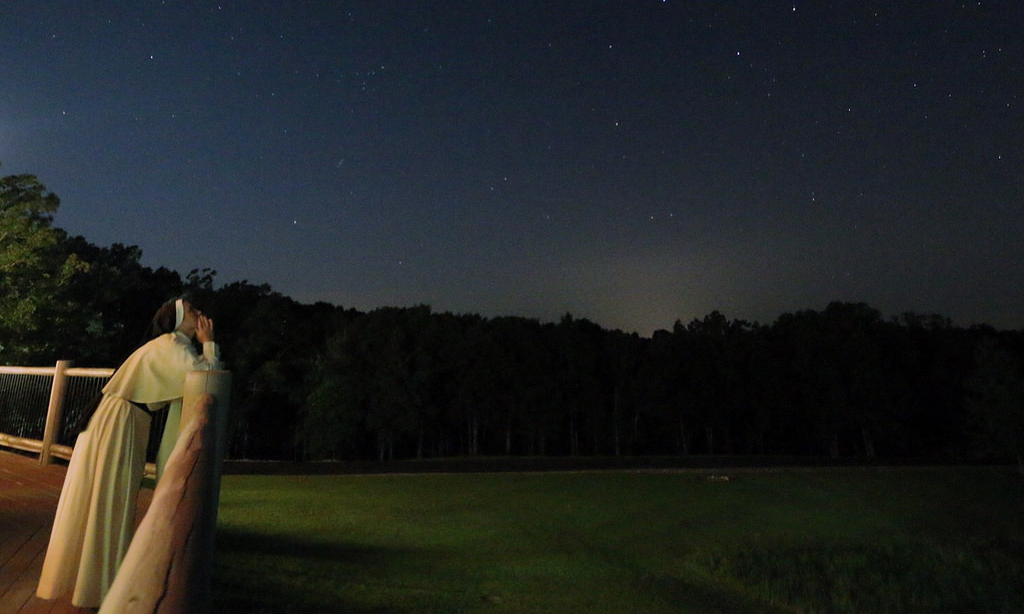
[[4, 172, 1023, 466]]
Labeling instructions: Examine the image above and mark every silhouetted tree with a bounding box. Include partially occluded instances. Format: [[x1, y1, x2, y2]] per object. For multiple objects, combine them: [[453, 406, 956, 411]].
[[965, 336, 1024, 470]]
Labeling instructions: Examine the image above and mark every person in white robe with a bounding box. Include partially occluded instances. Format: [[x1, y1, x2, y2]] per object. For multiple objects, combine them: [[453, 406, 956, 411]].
[[36, 298, 220, 608]]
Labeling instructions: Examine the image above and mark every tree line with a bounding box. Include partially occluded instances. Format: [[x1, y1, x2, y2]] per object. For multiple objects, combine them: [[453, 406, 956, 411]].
[[293, 304, 1024, 465], [4, 170, 1023, 464]]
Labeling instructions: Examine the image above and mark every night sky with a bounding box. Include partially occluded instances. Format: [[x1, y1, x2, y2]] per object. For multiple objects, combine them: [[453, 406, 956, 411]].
[[3, 1, 1022, 335]]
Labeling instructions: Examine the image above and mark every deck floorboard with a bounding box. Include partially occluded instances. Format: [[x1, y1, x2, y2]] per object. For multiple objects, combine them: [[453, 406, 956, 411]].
[[0, 449, 151, 613]]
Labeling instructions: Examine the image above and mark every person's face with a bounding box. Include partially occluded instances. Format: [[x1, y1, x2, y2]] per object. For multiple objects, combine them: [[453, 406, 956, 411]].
[[177, 301, 202, 336]]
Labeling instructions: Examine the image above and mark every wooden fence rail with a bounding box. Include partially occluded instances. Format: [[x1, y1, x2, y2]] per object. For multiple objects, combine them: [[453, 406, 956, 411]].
[[0, 362, 114, 465]]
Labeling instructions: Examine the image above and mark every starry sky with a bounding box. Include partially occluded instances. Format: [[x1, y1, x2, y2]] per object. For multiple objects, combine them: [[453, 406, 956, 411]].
[[2, 1, 1022, 335]]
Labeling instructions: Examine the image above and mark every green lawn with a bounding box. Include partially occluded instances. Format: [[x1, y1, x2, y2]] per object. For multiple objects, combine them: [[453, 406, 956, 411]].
[[211, 466, 1024, 614]]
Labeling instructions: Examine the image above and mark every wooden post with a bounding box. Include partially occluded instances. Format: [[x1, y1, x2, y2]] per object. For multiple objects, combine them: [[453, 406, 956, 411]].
[[39, 360, 71, 466], [181, 370, 233, 518]]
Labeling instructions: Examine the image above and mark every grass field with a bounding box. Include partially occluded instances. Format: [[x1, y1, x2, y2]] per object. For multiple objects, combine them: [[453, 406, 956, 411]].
[[211, 466, 1024, 614]]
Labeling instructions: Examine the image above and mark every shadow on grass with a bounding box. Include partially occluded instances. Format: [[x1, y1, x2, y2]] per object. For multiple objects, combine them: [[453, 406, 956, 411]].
[[212, 528, 422, 614]]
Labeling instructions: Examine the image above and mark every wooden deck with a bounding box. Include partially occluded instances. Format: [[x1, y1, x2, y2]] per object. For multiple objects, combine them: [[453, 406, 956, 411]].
[[0, 450, 151, 613]]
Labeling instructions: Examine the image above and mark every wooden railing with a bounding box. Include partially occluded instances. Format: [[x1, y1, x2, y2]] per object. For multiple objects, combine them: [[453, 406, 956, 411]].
[[0, 361, 114, 464], [0, 362, 185, 480]]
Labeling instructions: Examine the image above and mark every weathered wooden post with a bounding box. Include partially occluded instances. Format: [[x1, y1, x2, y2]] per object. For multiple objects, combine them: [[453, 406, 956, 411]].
[[180, 370, 233, 546], [39, 359, 71, 466], [98, 370, 231, 614]]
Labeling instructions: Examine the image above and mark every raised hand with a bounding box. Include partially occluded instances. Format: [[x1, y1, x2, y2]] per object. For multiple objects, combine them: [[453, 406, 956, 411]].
[[196, 314, 215, 344]]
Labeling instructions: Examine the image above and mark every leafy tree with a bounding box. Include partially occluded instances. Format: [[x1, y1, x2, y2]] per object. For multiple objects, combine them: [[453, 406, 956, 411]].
[[1, 172, 88, 363], [682, 311, 757, 455], [604, 329, 644, 456], [483, 316, 558, 455], [444, 315, 495, 455], [300, 306, 442, 460], [300, 316, 371, 460], [771, 303, 892, 457], [180, 276, 347, 460], [965, 336, 1024, 470], [52, 237, 183, 365], [633, 329, 685, 454], [886, 313, 973, 457], [1, 171, 187, 365]]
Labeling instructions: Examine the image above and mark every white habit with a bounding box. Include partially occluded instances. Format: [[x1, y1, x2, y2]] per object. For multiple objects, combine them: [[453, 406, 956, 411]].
[[37, 331, 219, 608]]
